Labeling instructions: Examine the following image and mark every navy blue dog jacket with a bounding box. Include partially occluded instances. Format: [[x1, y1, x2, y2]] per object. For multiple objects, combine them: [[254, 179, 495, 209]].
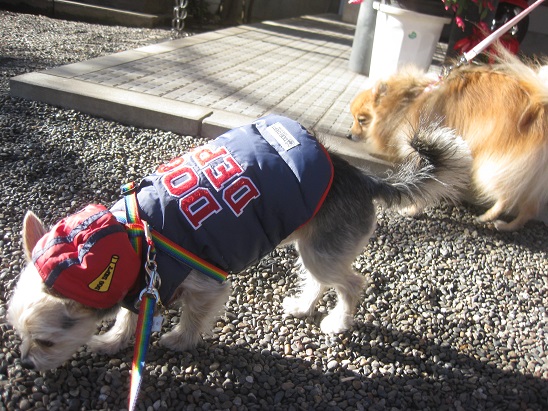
[[111, 115, 334, 309]]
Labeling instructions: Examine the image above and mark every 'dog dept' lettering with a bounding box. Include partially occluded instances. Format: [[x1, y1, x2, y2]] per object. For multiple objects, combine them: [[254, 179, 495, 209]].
[[223, 177, 259, 216], [159, 145, 261, 229], [162, 162, 198, 197], [179, 187, 222, 229]]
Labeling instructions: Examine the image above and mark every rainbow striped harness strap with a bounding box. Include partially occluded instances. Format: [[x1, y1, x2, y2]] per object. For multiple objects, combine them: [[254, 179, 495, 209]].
[[112, 114, 333, 312], [119, 181, 229, 281], [114, 183, 228, 312]]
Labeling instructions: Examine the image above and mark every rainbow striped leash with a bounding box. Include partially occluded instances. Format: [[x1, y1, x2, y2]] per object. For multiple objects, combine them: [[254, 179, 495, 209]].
[[128, 291, 156, 411], [120, 182, 228, 411], [120, 182, 228, 283]]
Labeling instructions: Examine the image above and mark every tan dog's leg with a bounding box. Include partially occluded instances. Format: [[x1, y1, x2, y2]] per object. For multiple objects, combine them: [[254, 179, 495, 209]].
[[494, 201, 539, 231], [478, 199, 539, 231], [477, 199, 507, 223]]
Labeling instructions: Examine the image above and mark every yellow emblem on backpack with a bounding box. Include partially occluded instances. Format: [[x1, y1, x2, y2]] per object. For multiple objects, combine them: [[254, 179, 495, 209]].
[[89, 255, 119, 292]]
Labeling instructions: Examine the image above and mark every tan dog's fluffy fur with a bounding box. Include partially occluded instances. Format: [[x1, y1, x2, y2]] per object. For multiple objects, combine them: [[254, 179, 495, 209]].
[[349, 53, 548, 231]]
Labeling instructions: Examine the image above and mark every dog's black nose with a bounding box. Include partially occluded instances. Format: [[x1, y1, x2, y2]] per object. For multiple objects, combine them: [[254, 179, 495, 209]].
[[21, 358, 35, 370], [346, 133, 353, 140]]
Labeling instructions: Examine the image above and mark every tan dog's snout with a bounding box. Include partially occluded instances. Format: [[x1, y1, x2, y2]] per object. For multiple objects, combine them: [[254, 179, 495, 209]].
[[21, 357, 36, 370]]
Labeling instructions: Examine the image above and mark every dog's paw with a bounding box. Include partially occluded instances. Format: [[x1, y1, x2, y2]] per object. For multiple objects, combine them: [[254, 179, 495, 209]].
[[493, 219, 522, 231], [398, 204, 424, 217], [160, 330, 201, 352], [476, 213, 493, 223], [88, 333, 130, 355], [282, 296, 314, 318], [320, 313, 353, 335]]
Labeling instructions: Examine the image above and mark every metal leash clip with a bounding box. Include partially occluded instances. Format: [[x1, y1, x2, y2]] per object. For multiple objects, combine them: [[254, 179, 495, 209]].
[[141, 222, 161, 299], [135, 221, 162, 309]]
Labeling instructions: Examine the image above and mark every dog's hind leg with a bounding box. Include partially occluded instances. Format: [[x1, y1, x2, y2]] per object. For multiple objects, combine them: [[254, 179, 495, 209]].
[[284, 208, 375, 334], [494, 201, 539, 231], [477, 198, 539, 231], [298, 240, 368, 334], [282, 154, 378, 334], [88, 308, 137, 355], [477, 199, 507, 223], [160, 272, 231, 352]]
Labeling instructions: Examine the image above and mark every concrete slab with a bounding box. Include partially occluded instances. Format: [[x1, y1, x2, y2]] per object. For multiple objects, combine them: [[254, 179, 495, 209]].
[[10, 14, 372, 163], [11, 72, 211, 136], [201, 111, 256, 139]]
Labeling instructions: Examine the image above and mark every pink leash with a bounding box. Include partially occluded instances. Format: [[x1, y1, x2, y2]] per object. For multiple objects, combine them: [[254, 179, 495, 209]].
[[454, 0, 546, 67]]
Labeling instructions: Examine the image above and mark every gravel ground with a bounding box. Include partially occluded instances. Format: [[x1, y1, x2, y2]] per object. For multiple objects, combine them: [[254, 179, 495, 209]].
[[1, 10, 548, 411]]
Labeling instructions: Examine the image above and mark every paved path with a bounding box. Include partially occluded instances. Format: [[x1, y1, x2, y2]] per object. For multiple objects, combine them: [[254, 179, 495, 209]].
[[9, 14, 447, 168]]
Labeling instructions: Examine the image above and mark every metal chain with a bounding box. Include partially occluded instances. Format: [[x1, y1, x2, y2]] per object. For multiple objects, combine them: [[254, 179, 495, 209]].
[[172, 0, 189, 37]]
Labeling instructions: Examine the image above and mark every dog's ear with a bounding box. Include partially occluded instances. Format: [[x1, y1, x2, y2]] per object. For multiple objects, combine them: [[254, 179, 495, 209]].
[[373, 82, 388, 105], [518, 101, 544, 134], [22, 211, 47, 260]]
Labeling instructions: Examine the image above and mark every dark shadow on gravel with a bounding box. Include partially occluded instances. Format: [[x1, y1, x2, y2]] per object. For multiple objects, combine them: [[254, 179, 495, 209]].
[[7, 325, 546, 411]]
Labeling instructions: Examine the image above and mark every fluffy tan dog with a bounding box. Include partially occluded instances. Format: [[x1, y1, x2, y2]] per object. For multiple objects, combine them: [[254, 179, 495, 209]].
[[349, 53, 548, 231]]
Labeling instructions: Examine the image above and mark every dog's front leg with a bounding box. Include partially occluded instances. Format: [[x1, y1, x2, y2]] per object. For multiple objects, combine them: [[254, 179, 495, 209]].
[[283, 260, 326, 318], [160, 273, 231, 352], [88, 308, 137, 355]]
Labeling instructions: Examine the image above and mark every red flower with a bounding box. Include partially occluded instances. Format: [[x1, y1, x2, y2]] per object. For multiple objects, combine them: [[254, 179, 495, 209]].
[[442, 0, 497, 29]]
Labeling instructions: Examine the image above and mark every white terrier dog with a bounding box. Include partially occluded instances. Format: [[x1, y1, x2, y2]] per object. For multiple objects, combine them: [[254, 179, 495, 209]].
[[8, 115, 470, 371]]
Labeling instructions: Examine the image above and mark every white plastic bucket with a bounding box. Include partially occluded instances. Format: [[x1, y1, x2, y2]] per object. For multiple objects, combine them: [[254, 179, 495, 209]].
[[368, 2, 450, 80]]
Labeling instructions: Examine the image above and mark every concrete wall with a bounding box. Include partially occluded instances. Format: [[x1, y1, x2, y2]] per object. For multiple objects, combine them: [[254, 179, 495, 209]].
[[519, 3, 548, 57], [75, 0, 172, 14], [249, 0, 340, 22], [528, 3, 548, 35], [0, 0, 171, 27]]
